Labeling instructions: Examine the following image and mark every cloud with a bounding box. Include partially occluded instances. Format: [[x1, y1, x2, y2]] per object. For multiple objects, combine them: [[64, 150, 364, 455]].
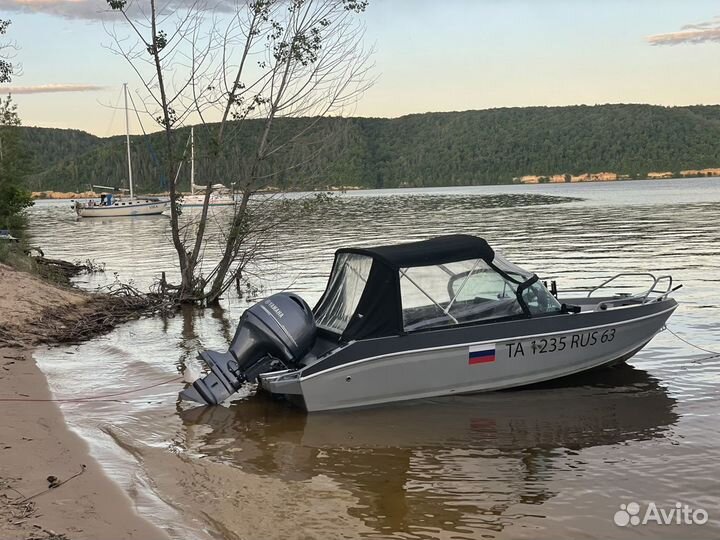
[[0, 0, 110, 20], [0, 83, 106, 94], [647, 16, 720, 46], [0, 0, 236, 20]]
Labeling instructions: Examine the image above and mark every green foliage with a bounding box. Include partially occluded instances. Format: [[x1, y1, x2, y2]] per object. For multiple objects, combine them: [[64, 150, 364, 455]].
[[0, 241, 32, 271], [0, 241, 72, 285], [0, 19, 14, 83], [343, 0, 369, 12], [15, 126, 103, 190], [147, 30, 167, 56], [18, 103, 720, 193], [0, 21, 31, 229], [106, 0, 126, 10], [0, 183, 33, 228], [0, 95, 33, 229], [0, 94, 20, 125]]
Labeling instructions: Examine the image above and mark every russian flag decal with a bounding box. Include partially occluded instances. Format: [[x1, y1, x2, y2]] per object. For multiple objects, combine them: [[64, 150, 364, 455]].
[[468, 344, 496, 365]]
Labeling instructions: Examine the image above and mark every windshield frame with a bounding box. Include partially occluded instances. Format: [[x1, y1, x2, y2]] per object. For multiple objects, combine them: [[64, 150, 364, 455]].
[[398, 257, 561, 333]]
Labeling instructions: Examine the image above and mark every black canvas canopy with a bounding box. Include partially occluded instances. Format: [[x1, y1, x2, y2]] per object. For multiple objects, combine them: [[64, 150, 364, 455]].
[[315, 235, 497, 341], [336, 234, 495, 269]]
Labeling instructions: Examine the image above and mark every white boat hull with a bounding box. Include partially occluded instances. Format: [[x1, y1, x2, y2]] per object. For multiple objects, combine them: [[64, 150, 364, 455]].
[[181, 202, 235, 207], [180, 195, 235, 207], [75, 199, 169, 217]]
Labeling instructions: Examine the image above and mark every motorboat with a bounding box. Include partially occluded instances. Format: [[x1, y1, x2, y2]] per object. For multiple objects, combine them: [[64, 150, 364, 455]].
[[72, 83, 169, 218], [180, 235, 679, 411]]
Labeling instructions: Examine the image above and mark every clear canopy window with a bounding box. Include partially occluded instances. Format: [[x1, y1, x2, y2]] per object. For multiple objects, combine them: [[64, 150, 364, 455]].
[[400, 256, 561, 331], [314, 253, 372, 334], [314, 237, 562, 340]]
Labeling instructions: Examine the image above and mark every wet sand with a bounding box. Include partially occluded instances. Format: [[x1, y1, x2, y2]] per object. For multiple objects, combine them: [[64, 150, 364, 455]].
[[0, 263, 168, 539], [0, 348, 169, 540], [107, 425, 371, 540]]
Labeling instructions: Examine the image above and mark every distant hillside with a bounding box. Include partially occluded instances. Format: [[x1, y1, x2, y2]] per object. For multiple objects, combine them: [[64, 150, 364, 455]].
[[19, 104, 720, 193], [18, 127, 104, 176]]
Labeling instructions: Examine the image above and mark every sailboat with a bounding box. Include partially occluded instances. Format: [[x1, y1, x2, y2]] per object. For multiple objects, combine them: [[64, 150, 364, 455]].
[[180, 127, 236, 208], [73, 84, 170, 218]]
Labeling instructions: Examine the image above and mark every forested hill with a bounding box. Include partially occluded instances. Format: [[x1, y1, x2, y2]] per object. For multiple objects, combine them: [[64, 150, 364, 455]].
[[19, 103, 720, 193], [18, 126, 100, 174]]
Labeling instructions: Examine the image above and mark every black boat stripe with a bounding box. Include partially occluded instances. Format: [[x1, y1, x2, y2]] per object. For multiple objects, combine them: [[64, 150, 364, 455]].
[[299, 300, 677, 379]]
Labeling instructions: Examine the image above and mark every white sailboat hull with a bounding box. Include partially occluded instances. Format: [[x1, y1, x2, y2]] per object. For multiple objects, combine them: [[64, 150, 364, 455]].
[[180, 195, 235, 207], [75, 199, 169, 217], [73, 84, 170, 219], [182, 127, 236, 208]]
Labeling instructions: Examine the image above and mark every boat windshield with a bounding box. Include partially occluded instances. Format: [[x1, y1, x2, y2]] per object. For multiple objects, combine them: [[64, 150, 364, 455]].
[[400, 256, 561, 331], [314, 253, 373, 334]]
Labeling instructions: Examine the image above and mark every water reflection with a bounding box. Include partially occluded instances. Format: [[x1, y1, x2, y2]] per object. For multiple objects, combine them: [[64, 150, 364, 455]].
[[177, 366, 677, 538], [28, 181, 720, 539]]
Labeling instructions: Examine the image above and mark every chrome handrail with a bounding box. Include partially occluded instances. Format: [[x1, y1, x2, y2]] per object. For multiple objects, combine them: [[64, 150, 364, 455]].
[[586, 272, 674, 303]]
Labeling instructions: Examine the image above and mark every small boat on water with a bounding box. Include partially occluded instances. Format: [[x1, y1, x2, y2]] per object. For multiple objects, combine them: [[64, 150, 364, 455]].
[[73, 83, 169, 218], [73, 191, 169, 217], [180, 190, 235, 208], [180, 193, 235, 207], [179, 127, 235, 208], [0, 229, 19, 243], [180, 235, 679, 411]]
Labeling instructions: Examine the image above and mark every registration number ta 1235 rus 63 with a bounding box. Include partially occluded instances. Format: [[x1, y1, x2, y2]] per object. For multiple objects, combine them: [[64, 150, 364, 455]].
[[504, 328, 616, 358]]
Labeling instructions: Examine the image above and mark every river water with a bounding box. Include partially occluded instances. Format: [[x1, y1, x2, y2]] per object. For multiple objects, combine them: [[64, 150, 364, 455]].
[[27, 178, 720, 539]]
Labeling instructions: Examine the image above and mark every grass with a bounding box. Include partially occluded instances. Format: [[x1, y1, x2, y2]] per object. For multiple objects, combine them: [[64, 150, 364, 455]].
[[0, 241, 37, 272], [0, 241, 80, 286]]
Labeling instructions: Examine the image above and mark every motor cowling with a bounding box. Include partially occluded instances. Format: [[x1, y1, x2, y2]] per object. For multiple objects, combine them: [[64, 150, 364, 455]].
[[179, 293, 316, 405]]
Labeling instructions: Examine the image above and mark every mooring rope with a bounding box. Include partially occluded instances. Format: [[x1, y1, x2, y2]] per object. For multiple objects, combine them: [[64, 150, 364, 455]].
[[664, 326, 720, 361]]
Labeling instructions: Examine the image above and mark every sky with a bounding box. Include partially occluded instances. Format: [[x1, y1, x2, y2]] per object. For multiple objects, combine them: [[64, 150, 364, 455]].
[[1, 0, 719, 136]]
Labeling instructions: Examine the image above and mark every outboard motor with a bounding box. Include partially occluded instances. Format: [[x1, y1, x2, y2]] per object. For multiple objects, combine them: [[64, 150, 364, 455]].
[[180, 293, 316, 405]]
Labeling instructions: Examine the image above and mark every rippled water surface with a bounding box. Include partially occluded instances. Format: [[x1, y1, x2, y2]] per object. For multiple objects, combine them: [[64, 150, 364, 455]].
[[29, 179, 720, 539]]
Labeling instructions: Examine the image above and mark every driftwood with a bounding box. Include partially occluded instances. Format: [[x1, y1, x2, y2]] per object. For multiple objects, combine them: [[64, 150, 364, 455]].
[[0, 281, 178, 348], [34, 257, 105, 284]]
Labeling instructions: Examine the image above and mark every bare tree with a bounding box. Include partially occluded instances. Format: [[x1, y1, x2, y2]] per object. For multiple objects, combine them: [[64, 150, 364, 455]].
[[104, 0, 372, 304], [0, 18, 18, 84]]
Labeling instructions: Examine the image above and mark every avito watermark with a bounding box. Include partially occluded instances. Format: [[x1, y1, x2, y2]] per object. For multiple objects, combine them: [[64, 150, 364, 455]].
[[614, 501, 709, 527]]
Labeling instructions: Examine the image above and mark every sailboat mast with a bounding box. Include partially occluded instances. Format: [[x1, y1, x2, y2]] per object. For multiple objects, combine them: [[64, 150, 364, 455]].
[[190, 126, 195, 196], [123, 83, 134, 200]]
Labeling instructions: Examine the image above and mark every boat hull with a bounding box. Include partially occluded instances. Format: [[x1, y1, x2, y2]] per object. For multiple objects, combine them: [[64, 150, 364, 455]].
[[261, 299, 677, 411], [180, 194, 235, 207], [76, 200, 169, 217], [181, 202, 235, 207]]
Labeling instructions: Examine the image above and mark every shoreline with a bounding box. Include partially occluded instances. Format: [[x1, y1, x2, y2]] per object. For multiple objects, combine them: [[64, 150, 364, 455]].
[[0, 263, 369, 540], [30, 174, 720, 201], [0, 348, 170, 540], [0, 263, 169, 540]]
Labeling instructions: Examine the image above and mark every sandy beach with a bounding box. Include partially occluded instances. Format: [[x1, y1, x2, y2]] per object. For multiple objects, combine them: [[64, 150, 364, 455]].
[[0, 263, 371, 540], [0, 264, 168, 540]]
